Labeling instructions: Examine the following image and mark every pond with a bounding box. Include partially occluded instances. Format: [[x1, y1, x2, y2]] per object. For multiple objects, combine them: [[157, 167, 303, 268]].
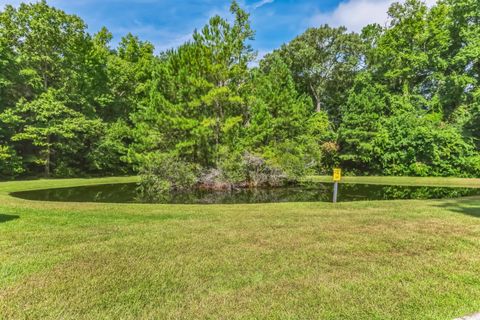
[[10, 182, 480, 204]]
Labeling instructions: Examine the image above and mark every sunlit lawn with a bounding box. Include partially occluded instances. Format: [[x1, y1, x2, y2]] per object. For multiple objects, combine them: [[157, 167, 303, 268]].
[[0, 177, 479, 319]]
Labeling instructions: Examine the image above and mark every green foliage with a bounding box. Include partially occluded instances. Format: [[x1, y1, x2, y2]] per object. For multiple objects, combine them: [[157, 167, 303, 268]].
[[241, 152, 287, 187], [196, 150, 293, 189], [131, 2, 253, 168], [0, 90, 98, 176], [273, 25, 364, 124], [0, 1, 92, 110], [138, 153, 199, 200], [246, 54, 311, 146], [88, 120, 133, 174], [0, 145, 24, 178], [0, 0, 479, 179], [338, 0, 480, 177], [217, 148, 248, 185], [380, 113, 477, 177], [339, 73, 478, 176], [338, 73, 390, 173], [241, 55, 325, 177]]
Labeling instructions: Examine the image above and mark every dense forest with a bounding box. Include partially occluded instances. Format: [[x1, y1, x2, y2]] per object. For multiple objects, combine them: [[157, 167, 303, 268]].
[[0, 0, 479, 184]]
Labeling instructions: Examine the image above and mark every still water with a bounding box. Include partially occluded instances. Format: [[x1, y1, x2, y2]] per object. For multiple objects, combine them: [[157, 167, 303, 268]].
[[10, 182, 480, 204]]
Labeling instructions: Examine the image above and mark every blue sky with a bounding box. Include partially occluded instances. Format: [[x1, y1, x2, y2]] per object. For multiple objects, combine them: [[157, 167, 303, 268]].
[[1, 0, 436, 58]]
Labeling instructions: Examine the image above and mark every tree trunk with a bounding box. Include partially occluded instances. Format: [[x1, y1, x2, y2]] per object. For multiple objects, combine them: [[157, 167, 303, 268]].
[[309, 83, 321, 112], [214, 100, 221, 163], [45, 136, 51, 177], [42, 62, 49, 91]]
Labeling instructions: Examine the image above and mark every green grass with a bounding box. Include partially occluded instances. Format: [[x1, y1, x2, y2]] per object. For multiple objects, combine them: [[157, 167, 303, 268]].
[[0, 176, 479, 319]]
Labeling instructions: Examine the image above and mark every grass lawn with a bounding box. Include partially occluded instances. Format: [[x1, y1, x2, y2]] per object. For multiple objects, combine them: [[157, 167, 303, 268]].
[[0, 176, 479, 319]]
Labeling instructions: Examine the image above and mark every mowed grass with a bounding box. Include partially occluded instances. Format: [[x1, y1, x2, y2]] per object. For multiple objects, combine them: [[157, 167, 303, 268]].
[[0, 177, 479, 319]]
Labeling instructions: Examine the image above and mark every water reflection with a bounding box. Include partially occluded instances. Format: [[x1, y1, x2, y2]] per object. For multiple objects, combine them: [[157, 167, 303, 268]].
[[10, 182, 480, 204]]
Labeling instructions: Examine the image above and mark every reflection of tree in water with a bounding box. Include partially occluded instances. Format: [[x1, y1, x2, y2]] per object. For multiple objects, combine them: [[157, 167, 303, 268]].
[[338, 184, 478, 201], [380, 185, 476, 200], [14, 184, 138, 203], [162, 185, 478, 204], [171, 187, 330, 204], [12, 183, 480, 204]]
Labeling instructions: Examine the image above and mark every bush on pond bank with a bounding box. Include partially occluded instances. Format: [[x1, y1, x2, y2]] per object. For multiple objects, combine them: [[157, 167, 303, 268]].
[[137, 152, 299, 200], [137, 154, 199, 201], [203, 152, 289, 189]]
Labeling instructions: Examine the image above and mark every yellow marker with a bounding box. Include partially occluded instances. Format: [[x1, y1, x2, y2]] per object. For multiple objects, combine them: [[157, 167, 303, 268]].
[[332, 168, 341, 203], [333, 168, 342, 182]]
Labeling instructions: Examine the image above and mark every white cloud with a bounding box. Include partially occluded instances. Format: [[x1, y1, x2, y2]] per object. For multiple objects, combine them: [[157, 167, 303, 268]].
[[252, 0, 274, 10], [309, 0, 437, 32], [111, 24, 193, 52]]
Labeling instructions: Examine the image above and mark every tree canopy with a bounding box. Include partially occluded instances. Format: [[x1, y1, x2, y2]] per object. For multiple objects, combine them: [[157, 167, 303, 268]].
[[0, 0, 479, 180]]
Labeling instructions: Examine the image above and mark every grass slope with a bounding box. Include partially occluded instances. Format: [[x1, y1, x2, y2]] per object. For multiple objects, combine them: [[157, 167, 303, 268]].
[[0, 177, 479, 319]]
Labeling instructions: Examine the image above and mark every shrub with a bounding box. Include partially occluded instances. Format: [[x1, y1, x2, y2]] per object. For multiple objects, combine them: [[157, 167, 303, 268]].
[[409, 162, 431, 177], [321, 141, 340, 170], [243, 152, 287, 187], [198, 168, 233, 190], [88, 120, 132, 175], [262, 139, 321, 179], [137, 153, 199, 200], [199, 152, 288, 189], [462, 155, 480, 177], [218, 149, 247, 185]]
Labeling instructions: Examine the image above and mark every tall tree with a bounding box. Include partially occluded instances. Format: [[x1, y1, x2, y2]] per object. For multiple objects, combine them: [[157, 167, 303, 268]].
[[132, 1, 255, 167], [339, 0, 480, 176], [274, 25, 364, 124], [244, 54, 325, 176], [0, 1, 92, 110], [443, 0, 480, 148], [0, 90, 98, 176]]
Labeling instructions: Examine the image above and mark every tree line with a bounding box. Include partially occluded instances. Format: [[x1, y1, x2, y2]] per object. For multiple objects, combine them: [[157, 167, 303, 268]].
[[0, 0, 478, 181]]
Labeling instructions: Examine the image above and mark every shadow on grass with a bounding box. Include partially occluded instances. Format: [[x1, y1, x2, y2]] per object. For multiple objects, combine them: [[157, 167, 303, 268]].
[[0, 214, 20, 224], [437, 198, 480, 218]]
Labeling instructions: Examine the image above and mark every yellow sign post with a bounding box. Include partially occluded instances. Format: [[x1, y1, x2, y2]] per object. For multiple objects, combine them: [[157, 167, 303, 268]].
[[332, 168, 342, 203], [333, 168, 342, 182]]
